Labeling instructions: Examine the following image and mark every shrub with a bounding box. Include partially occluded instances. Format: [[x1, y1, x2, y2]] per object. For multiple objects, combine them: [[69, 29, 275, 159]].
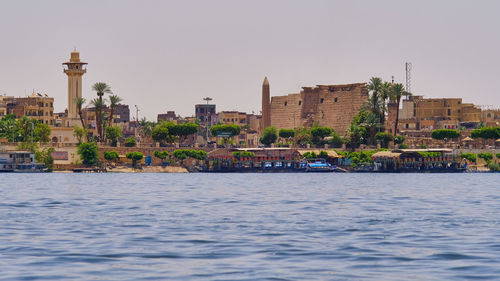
[[153, 150, 169, 160], [478, 152, 493, 163], [104, 151, 119, 162], [172, 149, 207, 161], [124, 137, 137, 147], [419, 144, 427, 149], [375, 132, 394, 148], [232, 151, 255, 158], [431, 129, 460, 140], [302, 152, 317, 159], [260, 126, 278, 146], [279, 128, 295, 139], [394, 135, 405, 145], [77, 142, 99, 166], [210, 124, 241, 137], [488, 162, 500, 172], [318, 150, 329, 159], [398, 143, 409, 149], [105, 126, 122, 147], [460, 153, 477, 163], [310, 126, 333, 145], [329, 131, 345, 148], [471, 127, 500, 139], [497, 153, 500, 159]]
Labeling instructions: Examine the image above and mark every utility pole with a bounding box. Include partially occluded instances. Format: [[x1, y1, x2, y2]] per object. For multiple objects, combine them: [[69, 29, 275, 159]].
[[134, 105, 140, 138]]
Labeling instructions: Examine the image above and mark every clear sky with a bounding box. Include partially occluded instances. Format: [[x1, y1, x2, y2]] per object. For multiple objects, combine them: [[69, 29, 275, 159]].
[[1, 0, 499, 120]]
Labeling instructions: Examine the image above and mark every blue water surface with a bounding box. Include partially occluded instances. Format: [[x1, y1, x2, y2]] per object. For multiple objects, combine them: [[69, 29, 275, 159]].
[[0, 173, 499, 280]]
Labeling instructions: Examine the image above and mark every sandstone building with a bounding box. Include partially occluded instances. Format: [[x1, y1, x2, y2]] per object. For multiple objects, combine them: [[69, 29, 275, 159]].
[[396, 95, 482, 132], [1, 93, 54, 125], [262, 79, 368, 135]]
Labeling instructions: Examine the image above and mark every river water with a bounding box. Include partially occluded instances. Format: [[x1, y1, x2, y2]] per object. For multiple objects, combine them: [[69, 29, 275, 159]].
[[0, 173, 499, 280]]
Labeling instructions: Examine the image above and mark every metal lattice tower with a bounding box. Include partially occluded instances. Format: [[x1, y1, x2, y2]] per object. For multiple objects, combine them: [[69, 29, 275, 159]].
[[405, 62, 412, 93]]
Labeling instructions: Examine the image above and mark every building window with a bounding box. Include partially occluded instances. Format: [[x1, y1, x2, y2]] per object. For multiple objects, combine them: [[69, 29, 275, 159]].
[[320, 98, 324, 103], [334, 98, 338, 102], [406, 124, 409, 128], [284, 101, 287, 106], [448, 109, 451, 116], [458, 110, 461, 113], [298, 100, 302, 106], [487, 113, 491, 118]]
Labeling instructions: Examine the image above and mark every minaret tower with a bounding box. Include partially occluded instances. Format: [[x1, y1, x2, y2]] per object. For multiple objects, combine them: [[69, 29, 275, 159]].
[[262, 77, 271, 130], [63, 50, 87, 119]]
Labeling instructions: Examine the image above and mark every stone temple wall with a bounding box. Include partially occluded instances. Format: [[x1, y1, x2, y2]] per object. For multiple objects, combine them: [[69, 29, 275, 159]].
[[270, 83, 368, 135]]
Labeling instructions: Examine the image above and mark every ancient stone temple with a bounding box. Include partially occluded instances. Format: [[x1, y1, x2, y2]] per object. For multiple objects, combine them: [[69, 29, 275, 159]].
[[269, 82, 368, 135]]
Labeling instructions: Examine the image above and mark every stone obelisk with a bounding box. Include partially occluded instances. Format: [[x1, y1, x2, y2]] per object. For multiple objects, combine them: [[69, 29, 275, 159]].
[[262, 77, 271, 130]]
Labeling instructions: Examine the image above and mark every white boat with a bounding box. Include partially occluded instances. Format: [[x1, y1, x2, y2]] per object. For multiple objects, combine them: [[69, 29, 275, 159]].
[[0, 151, 47, 173]]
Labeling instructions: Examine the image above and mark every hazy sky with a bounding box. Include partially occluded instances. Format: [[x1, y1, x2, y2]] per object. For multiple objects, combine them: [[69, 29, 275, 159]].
[[1, 0, 499, 120]]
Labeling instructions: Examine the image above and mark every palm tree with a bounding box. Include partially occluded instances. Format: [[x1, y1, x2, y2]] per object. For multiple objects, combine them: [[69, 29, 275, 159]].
[[90, 98, 104, 142], [366, 77, 383, 117], [91, 82, 112, 142], [389, 83, 411, 136], [75, 97, 86, 128], [108, 95, 122, 128], [379, 81, 392, 125]]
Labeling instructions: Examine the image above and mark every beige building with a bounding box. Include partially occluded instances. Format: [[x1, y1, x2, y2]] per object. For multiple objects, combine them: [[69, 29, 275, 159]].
[[266, 82, 368, 135], [1, 93, 55, 125], [481, 109, 500, 127], [397, 95, 482, 131]]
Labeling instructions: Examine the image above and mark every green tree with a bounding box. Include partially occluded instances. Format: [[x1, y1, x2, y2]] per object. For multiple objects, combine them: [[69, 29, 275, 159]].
[[279, 128, 295, 139], [310, 126, 333, 145], [346, 123, 367, 151], [471, 127, 500, 140], [78, 142, 99, 166], [388, 83, 411, 136], [431, 129, 460, 141], [139, 117, 155, 140], [105, 126, 122, 147], [34, 122, 51, 142], [478, 152, 493, 163], [365, 77, 383, 119], [329, 131, 345, 148], [104, 151, 119, 164], [107, 94, 122, 127], [153, 150, 169, 160], [375, 132, 394, 148], [169, 123, 199, 143], [460, 153, 477, 163], [0, 114, 20, 142], [75, 97, 86, 129], [260, 126, 278, 146], [73, 126, 88, 144], [124, 137, 137, 147], [151, 123, 173, 145], [210, 124, 241, 137], [91, 82, 112, 142], [379, 81, 392, 124], [90, 97, 104, 142], [126, 151, 143, 168], [394, 135, 405, 145], [294, 127, 312, 146], [35, 147, 55, 171]]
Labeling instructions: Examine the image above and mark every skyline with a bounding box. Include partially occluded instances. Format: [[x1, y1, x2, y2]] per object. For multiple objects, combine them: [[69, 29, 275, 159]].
[[1, 0, 500, 120]]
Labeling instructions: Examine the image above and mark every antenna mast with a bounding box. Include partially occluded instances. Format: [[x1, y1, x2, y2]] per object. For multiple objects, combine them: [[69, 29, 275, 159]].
[[405, 62, 412, 93]]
